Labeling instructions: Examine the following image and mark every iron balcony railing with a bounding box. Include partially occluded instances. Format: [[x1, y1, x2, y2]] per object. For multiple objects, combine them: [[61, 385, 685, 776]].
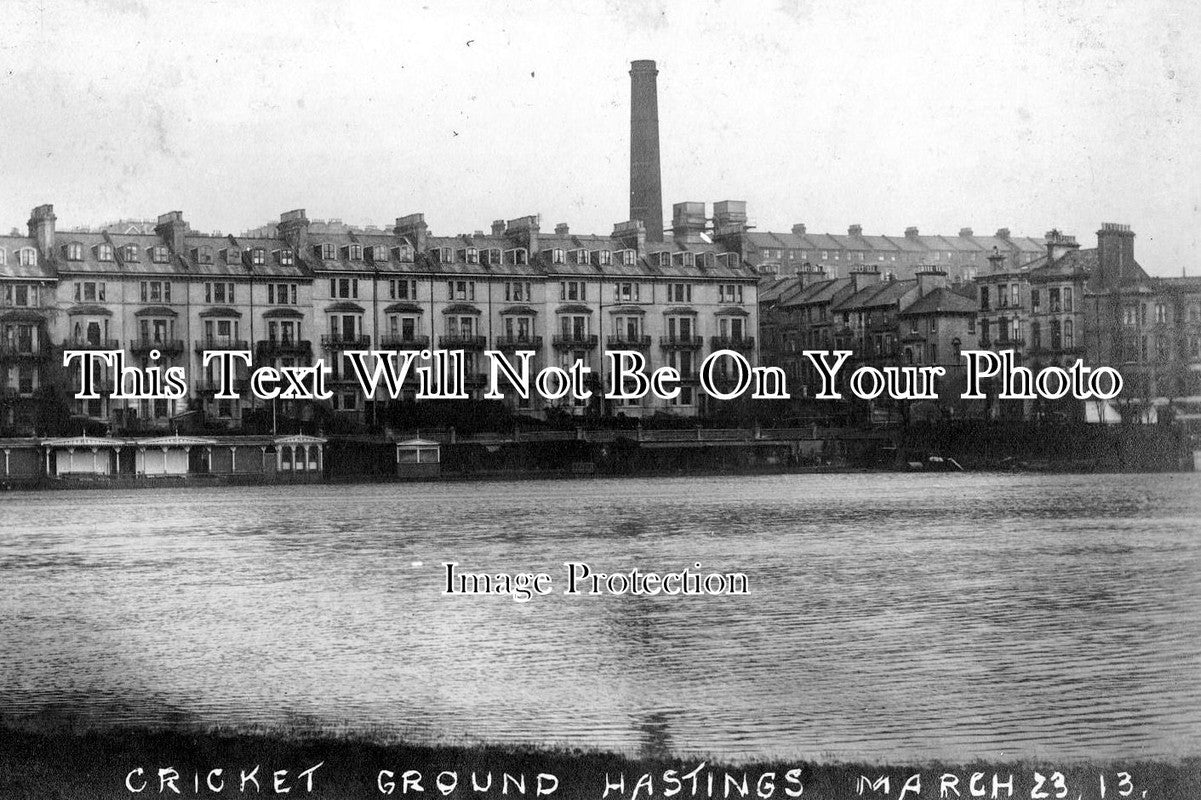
[[194, 338, 249, 353], [552, 334, 598, 350], [709, 335, 756, 350], [379, 334, 431, 349], [658, 335, 703, 349], [321, 334, 372, 350]]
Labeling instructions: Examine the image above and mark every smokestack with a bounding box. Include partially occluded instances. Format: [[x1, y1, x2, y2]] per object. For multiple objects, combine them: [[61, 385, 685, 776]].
[[629, 60, 663, 243]]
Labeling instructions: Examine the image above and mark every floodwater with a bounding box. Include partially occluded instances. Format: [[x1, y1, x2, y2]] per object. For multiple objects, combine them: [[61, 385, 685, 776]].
[[1, 473, 1199, 762]]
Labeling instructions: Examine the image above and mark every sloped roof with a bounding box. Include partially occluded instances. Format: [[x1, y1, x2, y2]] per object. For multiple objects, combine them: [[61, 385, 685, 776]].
[[900, 287, 979, 316]]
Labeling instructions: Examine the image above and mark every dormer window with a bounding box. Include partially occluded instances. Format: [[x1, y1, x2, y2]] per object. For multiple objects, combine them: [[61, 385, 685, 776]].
[[348, 244, 363, 261], [371, 245, 388, 263], [552, 249, 565, 265], [573, 249, 589, 265], [465, 248, 478, 264], [121, 244, 139, 262], [279, 248, 294, 266], [596, 250, 612, 266], [97, 244, 113, 262], [195, 245, 213, 264], [226, 248, 240, 264], [393, 244, 414, 262], [251, 248, 266, 266], [151, 245, 169, 263], [619, 249, 636, 266], [487, 248, 501, 266], [321, 243, 336, 260], [66, 242, 84, 261], [657, 252, 671, 268]]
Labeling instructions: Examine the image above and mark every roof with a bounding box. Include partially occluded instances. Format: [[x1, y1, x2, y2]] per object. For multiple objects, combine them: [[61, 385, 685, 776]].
[[831, 279, 918, 312], [900, 287, 979, 316], [780, 277, 854, 308], [0, 236, 55, 279]]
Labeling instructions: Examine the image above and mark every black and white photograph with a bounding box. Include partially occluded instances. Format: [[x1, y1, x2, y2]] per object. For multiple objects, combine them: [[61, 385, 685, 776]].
[[1, 1, 1199, 797]]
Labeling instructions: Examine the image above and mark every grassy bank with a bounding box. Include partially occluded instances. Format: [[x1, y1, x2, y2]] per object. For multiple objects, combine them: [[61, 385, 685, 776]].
[[0, 727, 1198, 799]]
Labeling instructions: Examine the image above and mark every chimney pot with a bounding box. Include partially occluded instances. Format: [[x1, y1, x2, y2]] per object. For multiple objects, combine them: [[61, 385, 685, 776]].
[[791, 223, 807, 235], [959, 227, 973, 237], [904, 226, 919, 239], [554, 222, 570, 235], [848, 224, 863, 237]]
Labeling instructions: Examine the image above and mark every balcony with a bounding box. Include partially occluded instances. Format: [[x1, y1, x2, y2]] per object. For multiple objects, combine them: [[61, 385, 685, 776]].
[[494, 335, 543, 351], [658, 335, 703, 350], [607, 334, 652, 350], [710, 335, 756, 351], [440, 334, 487, 350], [196, 378, 251, 395], [131, 338, 184, 357], [379, 334, 431, 350], [194, 338, 249, 353], [255, 339, 313, 359], [552, 334, 598, 350], [65, 338, 120, 351], [321, 334, 372, 350], [0, 342, 49, 361]]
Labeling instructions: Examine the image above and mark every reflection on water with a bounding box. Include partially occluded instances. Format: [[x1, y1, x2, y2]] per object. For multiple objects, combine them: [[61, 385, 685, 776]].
[[1, 473, 1199, 762]]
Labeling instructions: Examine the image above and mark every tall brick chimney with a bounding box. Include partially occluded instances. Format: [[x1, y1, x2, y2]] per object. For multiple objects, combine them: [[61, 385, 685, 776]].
[[671, 201, 706, 243], [277, 209, 310, 256], [396, 213, 429, 254], [27, 204, 56, 257], [629, 60, 663, 243], [915, 267, 948, 297], [1096, 223, 1135, 289], [155, 211, 189, 254], [849, 266, 879, 293], [1044, 228, 1080, 264]]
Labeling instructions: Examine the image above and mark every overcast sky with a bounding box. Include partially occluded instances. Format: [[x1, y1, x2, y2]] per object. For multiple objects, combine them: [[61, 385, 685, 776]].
[[1, 0, 1197, 274]]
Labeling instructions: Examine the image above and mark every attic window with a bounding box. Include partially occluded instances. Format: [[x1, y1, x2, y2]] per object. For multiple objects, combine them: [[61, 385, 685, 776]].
[[371, 245, 388, 263], [122, 244, 140, 262], [66, 242, 84, 261], [18, 248, 36, 267], [348, 244, 363, 261], [657, 252, 671, 268], [196, 245, 213, 264], [393, 244, 414, 262], [465, 247, 478, 264], [321, 243, 336, 260], [251, 248, 266, 265], [621, 250, 636, 266], [552, 249, 565, 265], [596, 250, 612, 266], [226, 248, 240, 264], [487, 248, 501, 266], [98, 244, 113, 262], [151, 245, 170, 263], [279, 248, 294, 266]]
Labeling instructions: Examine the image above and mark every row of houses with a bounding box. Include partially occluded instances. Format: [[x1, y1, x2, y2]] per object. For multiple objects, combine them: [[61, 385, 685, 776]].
[[760, 223, 1201, 425], [0, 202, 761, 434], [734, 219, 1048, 283]]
